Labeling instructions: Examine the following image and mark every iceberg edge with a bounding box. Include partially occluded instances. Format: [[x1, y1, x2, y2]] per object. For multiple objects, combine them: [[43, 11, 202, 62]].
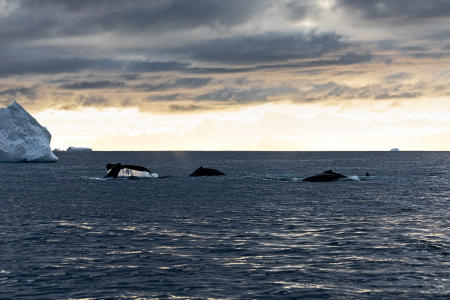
[[0, 101, 58, 163]]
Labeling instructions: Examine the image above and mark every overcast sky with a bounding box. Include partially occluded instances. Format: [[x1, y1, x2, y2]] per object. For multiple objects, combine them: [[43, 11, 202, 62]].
[[1, 0, 450, 150]]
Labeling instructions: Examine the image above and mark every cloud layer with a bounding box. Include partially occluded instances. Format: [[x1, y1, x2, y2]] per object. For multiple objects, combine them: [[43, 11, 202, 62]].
[[1, 0, 450, 112]]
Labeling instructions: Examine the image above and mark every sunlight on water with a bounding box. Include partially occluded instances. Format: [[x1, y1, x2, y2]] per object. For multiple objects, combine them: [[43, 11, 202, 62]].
[[54, 221, 93, 230], [1, 151, 449, 298]]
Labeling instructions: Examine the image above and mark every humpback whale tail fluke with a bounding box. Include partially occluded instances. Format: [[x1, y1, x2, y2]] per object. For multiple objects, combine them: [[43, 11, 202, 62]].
[[105, 163, 155, 178], [189, 166, 225, 177], [302, 170, 347, 182]]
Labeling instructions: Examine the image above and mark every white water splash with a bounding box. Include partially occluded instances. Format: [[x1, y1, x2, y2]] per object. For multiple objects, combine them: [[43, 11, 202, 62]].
[[117, 169, 158, 178]]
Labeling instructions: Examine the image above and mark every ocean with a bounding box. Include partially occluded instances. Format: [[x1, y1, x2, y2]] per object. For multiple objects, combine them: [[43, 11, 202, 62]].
[[1, 151, 449, 299]]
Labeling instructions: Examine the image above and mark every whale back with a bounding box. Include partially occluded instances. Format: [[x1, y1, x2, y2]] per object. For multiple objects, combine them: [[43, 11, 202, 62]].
[[105, 163, 151, 178], [303, 170, 347, 182], [189, 166, 225, 177]]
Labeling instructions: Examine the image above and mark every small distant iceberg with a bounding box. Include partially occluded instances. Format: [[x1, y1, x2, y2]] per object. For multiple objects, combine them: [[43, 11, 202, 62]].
[[390, 148, 399, 151], [0, 101, 58, 162], [67, 146, 92, 152]]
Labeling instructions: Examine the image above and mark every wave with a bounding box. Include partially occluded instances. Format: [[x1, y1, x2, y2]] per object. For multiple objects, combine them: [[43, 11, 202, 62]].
[[81, 176, 108, 181], [81, 174, 159, 181], [264, 174, 299, 182]]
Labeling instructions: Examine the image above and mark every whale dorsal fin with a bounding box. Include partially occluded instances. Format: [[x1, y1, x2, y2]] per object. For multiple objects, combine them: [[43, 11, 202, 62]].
[[324, 170, 334, 174]]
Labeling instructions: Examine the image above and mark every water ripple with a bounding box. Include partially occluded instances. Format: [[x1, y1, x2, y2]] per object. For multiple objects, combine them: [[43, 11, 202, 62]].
[[1, 151, 449, 299]]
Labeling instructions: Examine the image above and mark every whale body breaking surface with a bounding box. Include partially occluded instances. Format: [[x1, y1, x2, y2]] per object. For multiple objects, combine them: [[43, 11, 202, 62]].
[[189, 166, 225, 177], [0, 102, 58, 162], [105, 163, 158, 178], [302, 170, 347, 182]]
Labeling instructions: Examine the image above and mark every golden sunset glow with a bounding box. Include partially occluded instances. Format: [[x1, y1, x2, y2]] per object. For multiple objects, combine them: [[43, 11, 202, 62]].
[[35, 97, 450, 150]]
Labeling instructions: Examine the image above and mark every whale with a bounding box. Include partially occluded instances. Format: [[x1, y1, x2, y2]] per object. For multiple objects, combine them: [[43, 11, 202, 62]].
[[105, 163, 156, 178], [302, 170, 347, 182], [189, 166, 225, 177]]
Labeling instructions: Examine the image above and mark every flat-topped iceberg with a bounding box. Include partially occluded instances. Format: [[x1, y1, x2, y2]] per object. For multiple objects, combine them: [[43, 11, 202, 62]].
[[0, 102, 58, 162]]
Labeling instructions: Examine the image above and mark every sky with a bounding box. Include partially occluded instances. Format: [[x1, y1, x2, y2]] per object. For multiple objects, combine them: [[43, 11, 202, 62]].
[[1, 0, 450, 150]]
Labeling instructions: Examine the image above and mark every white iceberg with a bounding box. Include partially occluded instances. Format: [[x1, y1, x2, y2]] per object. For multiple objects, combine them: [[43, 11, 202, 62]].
[[0, 101, 58, 162]]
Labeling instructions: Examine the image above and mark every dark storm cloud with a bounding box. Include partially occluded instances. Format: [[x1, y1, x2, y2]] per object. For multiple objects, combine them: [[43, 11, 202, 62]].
[[196, 86, 297, 102], [0, 0, 371, 80], [0, 57, 120, 76], [77, 95, 110, 107], [0, 57, 193, 76], [148, 85, 299, 104], [409, 52, 450, 59], [0, 0, 443, 112], [428, 30, 450, 41], [374, 92, 422, 100], [298, 82, 366, 102], [385, 72, 413, 81], [149, 79, 428, 106], [148, 93, 186, 101], [183, 52, 373, 74], [168, 32, 347, 63], [55, 94, 111, 110], [119, 74, 141, 81], [60, 81, 126, 90], [169, 104, 206, 112], [126, 61, 191, 73], [294, 81, 427, 102], [434, 83, 450, 96], [137, 77, 212, 92], [336, 0, 450, 21], [0, 86, 38, 98], [374, 40, 448, 61], [0, 51, 372, 77], [399, 46, 430, 52], [137, 52, 372, 74], [284, 1, 318, 21], [0, 0, 269, 43]]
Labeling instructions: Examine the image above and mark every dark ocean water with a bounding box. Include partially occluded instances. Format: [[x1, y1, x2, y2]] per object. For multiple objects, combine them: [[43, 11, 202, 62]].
[[1, 151, 449, 299]]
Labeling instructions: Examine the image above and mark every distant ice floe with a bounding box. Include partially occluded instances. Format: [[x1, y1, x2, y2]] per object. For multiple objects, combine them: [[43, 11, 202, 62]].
[[67, 146, 92, 152], [0, 101, 58, 162], [390, 148, 399, 151]]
